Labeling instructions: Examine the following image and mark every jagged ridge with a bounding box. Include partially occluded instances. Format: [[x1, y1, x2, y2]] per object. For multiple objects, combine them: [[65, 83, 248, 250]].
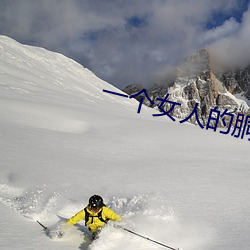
[[123, 49, 250, 128]]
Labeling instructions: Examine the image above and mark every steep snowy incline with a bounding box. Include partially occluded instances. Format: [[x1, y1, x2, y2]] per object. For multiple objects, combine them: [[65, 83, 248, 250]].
[[0, 36, 250, 250], [0, 35, 142, 132]]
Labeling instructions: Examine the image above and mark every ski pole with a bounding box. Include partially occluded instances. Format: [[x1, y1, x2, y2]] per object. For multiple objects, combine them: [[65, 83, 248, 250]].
[[122, 227, 180, 250], [37, 220, 48, 231]]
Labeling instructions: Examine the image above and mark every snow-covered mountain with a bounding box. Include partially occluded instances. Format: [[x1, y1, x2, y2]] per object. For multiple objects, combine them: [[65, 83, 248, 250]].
[[124, 49, 250, 129], [0, 36, 250, 250]]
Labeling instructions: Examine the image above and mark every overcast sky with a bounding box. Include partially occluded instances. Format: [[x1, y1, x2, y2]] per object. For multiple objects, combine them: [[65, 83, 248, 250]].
[[0, 0, 249, 88]]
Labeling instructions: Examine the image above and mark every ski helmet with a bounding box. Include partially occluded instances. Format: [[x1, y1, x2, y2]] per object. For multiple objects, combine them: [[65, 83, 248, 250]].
[[89, 195, 104, 210]]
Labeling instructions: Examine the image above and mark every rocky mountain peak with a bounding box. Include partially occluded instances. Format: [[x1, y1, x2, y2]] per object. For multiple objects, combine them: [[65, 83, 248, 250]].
[[177, 48, 210, 78], [123, 48, 250, 128]]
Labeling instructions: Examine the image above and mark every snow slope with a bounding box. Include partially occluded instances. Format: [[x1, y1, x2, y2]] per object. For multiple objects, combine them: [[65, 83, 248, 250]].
[[0, 36, 249, 250]]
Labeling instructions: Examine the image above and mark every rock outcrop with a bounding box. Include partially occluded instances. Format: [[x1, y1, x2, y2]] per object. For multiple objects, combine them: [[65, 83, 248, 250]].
[[123, 49, 250, 128]]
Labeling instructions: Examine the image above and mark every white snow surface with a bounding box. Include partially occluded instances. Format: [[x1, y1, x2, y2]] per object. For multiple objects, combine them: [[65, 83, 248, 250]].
[[0, 36, 250, 250]]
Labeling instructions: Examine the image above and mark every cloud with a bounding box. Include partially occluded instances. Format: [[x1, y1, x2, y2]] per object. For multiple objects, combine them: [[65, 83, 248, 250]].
[[0, 0, 249, 88], [209, 4, 250, 69], [200, 18, 240, 45]]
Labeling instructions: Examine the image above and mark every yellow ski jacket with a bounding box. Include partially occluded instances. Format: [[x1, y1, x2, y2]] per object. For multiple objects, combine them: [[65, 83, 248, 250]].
[[67, 206, 121, 233]]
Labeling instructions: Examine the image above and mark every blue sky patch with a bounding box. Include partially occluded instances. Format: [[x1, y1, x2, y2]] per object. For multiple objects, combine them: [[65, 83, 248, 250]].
[[126, 15, 148, 28], [206, 0, 249, 29]]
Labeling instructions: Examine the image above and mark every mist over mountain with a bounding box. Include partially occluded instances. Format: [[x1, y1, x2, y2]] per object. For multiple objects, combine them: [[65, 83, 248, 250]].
[[123, 48, 250, 128]]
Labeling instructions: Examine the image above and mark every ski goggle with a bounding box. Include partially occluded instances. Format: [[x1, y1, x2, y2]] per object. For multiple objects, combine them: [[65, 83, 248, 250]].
[[90, 204, 101, 211]]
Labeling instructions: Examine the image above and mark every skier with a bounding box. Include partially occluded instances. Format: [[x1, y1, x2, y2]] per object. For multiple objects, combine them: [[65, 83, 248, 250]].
[[66, 194, 121, 239]]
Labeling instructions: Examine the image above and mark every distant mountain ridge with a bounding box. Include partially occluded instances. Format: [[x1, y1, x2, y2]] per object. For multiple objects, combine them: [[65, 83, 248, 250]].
[[123, 49, 250, 128], [217, 66, 250, 100]]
